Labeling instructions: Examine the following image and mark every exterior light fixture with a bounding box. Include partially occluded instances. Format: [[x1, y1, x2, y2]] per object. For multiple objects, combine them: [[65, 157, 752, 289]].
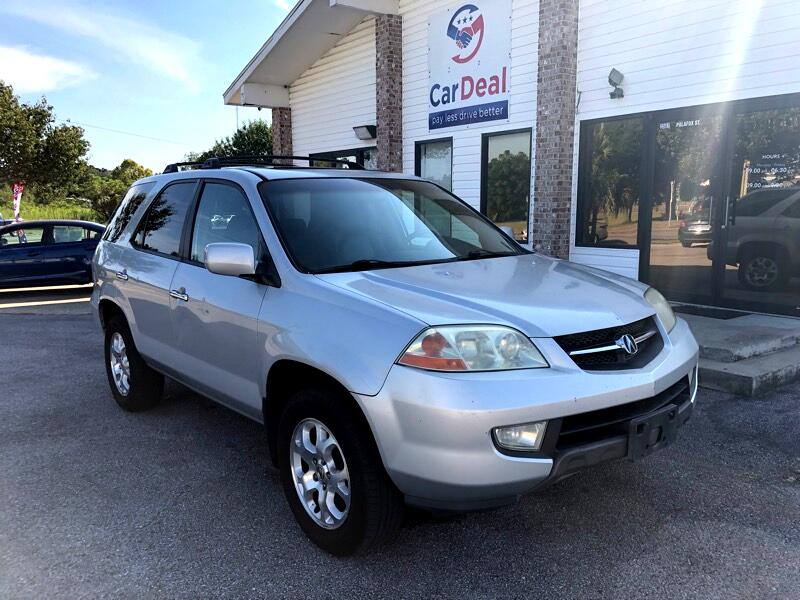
[[608, 68, 624, 99], [353, 125, 377, 140]]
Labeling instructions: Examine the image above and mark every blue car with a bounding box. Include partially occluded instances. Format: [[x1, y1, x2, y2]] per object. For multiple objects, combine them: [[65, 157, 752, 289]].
[[0, 219, 106, 288]]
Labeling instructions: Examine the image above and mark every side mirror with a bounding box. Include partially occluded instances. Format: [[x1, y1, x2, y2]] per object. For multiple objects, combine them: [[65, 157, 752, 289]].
[[204, 243, 256, 277]]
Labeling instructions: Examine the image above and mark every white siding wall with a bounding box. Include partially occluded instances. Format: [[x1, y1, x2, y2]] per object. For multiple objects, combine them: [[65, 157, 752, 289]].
[[400, 0, 539, 220], [289, 17, 377, 157], [570, 0, 800, 278]]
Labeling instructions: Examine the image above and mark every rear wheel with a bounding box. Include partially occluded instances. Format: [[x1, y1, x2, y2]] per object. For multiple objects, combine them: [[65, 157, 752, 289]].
[[277, 388, 403, 556], [104, 316, 163, 411]]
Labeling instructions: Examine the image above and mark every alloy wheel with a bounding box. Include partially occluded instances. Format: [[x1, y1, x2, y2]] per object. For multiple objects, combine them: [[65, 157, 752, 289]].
[[289, 418, 351, 529], [745, 256, 778, 288], [109, 332, 131, 396]]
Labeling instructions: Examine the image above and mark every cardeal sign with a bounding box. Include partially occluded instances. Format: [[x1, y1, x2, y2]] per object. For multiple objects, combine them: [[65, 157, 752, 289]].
[[427, 1, 511, 131]]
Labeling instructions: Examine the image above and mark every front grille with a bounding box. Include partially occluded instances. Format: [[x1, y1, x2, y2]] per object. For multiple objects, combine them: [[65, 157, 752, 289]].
[[554, 317, 664, 370], [555, 376, 691, 450]]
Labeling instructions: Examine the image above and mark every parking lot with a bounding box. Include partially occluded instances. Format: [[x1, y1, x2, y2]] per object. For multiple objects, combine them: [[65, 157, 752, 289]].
[[1, 297, 799, 599]]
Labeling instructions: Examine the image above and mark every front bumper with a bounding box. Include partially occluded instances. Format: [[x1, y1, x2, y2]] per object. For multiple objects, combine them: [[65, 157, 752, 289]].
[[353, 317, 699, 511]]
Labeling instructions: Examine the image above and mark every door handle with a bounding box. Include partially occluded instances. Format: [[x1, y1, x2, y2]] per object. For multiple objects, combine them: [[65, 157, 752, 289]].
[[26, 251, 41, 257], [170, 288, 189, 302], [116, 270, 128, 281]]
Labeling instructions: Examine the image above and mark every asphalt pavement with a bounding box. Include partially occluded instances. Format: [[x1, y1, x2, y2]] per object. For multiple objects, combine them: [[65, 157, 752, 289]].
[[1, 305, 798, 599]]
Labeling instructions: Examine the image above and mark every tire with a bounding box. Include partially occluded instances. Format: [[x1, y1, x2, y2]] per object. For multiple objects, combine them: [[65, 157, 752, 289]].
[[104, 315, 164, 411], [680, 240, 692, 248], [277, 387, 403, 556], [737, 248, 789, 292]]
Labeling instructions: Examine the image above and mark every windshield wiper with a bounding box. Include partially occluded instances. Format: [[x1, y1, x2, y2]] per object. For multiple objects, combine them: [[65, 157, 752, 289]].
[[462, 249, 519, 260], [316, 259, 420, 274]]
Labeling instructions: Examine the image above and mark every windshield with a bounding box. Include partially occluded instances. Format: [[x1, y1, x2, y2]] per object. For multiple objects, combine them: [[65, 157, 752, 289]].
[[259, 178, 526, 274]]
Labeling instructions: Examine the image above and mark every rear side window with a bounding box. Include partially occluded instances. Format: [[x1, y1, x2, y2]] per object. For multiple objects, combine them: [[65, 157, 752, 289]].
[[105, 182, 156, 242], [132, 182, 196, 257], [736, 189, 791, 217], [53, 225, 93, 243]]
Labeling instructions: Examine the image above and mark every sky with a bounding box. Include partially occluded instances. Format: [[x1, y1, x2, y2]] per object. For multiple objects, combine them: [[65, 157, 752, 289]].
[[0, 0, 294, 172]]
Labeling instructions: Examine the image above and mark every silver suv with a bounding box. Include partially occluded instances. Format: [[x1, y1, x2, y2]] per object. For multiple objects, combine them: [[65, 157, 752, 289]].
[[92, 157, 699, 555]]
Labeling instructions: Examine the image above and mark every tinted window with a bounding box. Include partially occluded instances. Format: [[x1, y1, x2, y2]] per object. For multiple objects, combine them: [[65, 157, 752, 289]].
[[190, 183, 262, 264], [784, 198, 800, 218], [1, 225, 46, 246], [105, 182, 155, 242], [260, 178, 524, 274], [482, 130, 531, 243], [134, 182, 195, 257], [577, 117, 643, 247], [736, 189, 792, 217]]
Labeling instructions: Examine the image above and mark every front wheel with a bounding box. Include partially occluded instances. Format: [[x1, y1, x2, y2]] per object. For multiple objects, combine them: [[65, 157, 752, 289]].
[[737, 249, 788, 292], [277, 388, 403, 555]]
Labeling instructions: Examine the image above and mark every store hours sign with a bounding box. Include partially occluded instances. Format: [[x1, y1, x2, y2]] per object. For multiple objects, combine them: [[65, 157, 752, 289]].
[[427, 1, 512, 131]]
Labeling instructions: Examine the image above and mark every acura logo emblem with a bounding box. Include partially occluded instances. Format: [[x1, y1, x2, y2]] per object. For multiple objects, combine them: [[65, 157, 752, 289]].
[[616, 334, 639, 355]]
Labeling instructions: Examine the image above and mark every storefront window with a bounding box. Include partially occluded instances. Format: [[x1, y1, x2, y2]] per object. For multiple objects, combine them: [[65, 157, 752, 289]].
[[576, 117, 643, 247], [481, 130, 531, 242], [416, 138, 453, 191], [311, 147, 376, 169]]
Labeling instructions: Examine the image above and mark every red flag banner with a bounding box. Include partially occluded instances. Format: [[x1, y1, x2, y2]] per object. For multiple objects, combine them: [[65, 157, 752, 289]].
[[12, 182, 24, 220]]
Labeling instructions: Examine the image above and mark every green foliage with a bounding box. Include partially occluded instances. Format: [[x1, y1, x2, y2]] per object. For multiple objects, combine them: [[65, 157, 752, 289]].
[[0, 188, 95, 221], [0, 81, 89, 199], [486, 151, 530, 222], [187, 119, 272, 162], [84, 159, 153, 223]]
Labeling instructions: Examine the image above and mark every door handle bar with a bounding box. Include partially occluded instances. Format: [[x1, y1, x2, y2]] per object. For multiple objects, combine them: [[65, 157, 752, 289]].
[[115, 271, 128, 281], [170, 289, 189, 302]]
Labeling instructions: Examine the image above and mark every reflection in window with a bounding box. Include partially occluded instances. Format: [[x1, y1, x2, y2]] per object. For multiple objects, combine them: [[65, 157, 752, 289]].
[[191, 183, 262, 264], [577, 118, 643, 247], [417, 139, 452, 191], [134, 182, 195, 257], [105, 182, 154, 242], [483, 130, 531, 242]]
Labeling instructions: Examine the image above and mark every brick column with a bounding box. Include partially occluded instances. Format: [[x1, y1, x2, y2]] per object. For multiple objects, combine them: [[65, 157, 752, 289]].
[[532, 0, 579, 259], [375, 14, 403, 172], [271, 107, 292, 161]]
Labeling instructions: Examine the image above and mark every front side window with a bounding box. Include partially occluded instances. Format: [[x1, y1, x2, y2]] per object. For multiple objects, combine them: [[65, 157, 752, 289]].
[[260, 178, 524, 274], [1, 225, 46, 247], [416, 139, 453, 191], [190, 183, 262, 264], [133, 182, 196, 257], [482, 130, 532, 243], [576, 117, 643, 247]]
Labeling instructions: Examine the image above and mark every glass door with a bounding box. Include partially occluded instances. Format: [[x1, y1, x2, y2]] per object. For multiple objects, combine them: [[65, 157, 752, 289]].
[[718, 105, 800, 316], [646, 111, 725, 306]]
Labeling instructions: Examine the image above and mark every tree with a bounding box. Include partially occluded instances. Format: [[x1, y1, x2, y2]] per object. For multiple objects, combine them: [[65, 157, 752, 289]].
[[486, 151, 531, 223], [187, 119, 272, 162], [0, 81, 89, 201], [84, 159, 152, 222]]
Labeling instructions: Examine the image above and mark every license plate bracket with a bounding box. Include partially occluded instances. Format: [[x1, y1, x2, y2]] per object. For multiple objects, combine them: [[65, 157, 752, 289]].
[[628, 403, 679, 461]]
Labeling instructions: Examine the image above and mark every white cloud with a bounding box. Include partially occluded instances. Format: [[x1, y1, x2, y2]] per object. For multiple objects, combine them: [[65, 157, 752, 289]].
[[275, 0, 293, 11], [1, 1, 203, 91], [0, 46, 95, 93]]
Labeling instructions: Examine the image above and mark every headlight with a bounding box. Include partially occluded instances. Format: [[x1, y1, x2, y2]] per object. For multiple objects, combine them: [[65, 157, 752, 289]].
[[645, 287, 676, 332], [397, 325, 549, 372]]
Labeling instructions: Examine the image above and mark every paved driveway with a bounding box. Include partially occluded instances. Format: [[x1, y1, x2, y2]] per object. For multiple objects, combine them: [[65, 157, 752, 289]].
[[1, 310, 798, 599]]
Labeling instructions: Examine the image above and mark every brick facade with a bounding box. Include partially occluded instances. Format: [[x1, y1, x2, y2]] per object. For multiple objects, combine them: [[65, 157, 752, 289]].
[[375, 14, 403, 172], [532, 0, 579, 259], [271, 106, 293, 162]]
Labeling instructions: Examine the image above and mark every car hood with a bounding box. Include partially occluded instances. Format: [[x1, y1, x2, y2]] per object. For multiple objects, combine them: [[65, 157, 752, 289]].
[[316, 254, 654, 338]]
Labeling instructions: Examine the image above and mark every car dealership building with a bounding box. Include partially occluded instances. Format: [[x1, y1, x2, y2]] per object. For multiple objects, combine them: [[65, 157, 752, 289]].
[[225, 0, 800, 318]]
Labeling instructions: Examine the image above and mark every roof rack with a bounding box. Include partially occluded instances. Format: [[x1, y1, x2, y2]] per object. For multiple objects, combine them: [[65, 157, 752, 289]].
[[162, 155, 364, 174]]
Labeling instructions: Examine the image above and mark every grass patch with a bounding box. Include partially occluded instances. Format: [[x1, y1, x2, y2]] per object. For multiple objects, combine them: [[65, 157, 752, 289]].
[[0, 199, 99, 223]]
